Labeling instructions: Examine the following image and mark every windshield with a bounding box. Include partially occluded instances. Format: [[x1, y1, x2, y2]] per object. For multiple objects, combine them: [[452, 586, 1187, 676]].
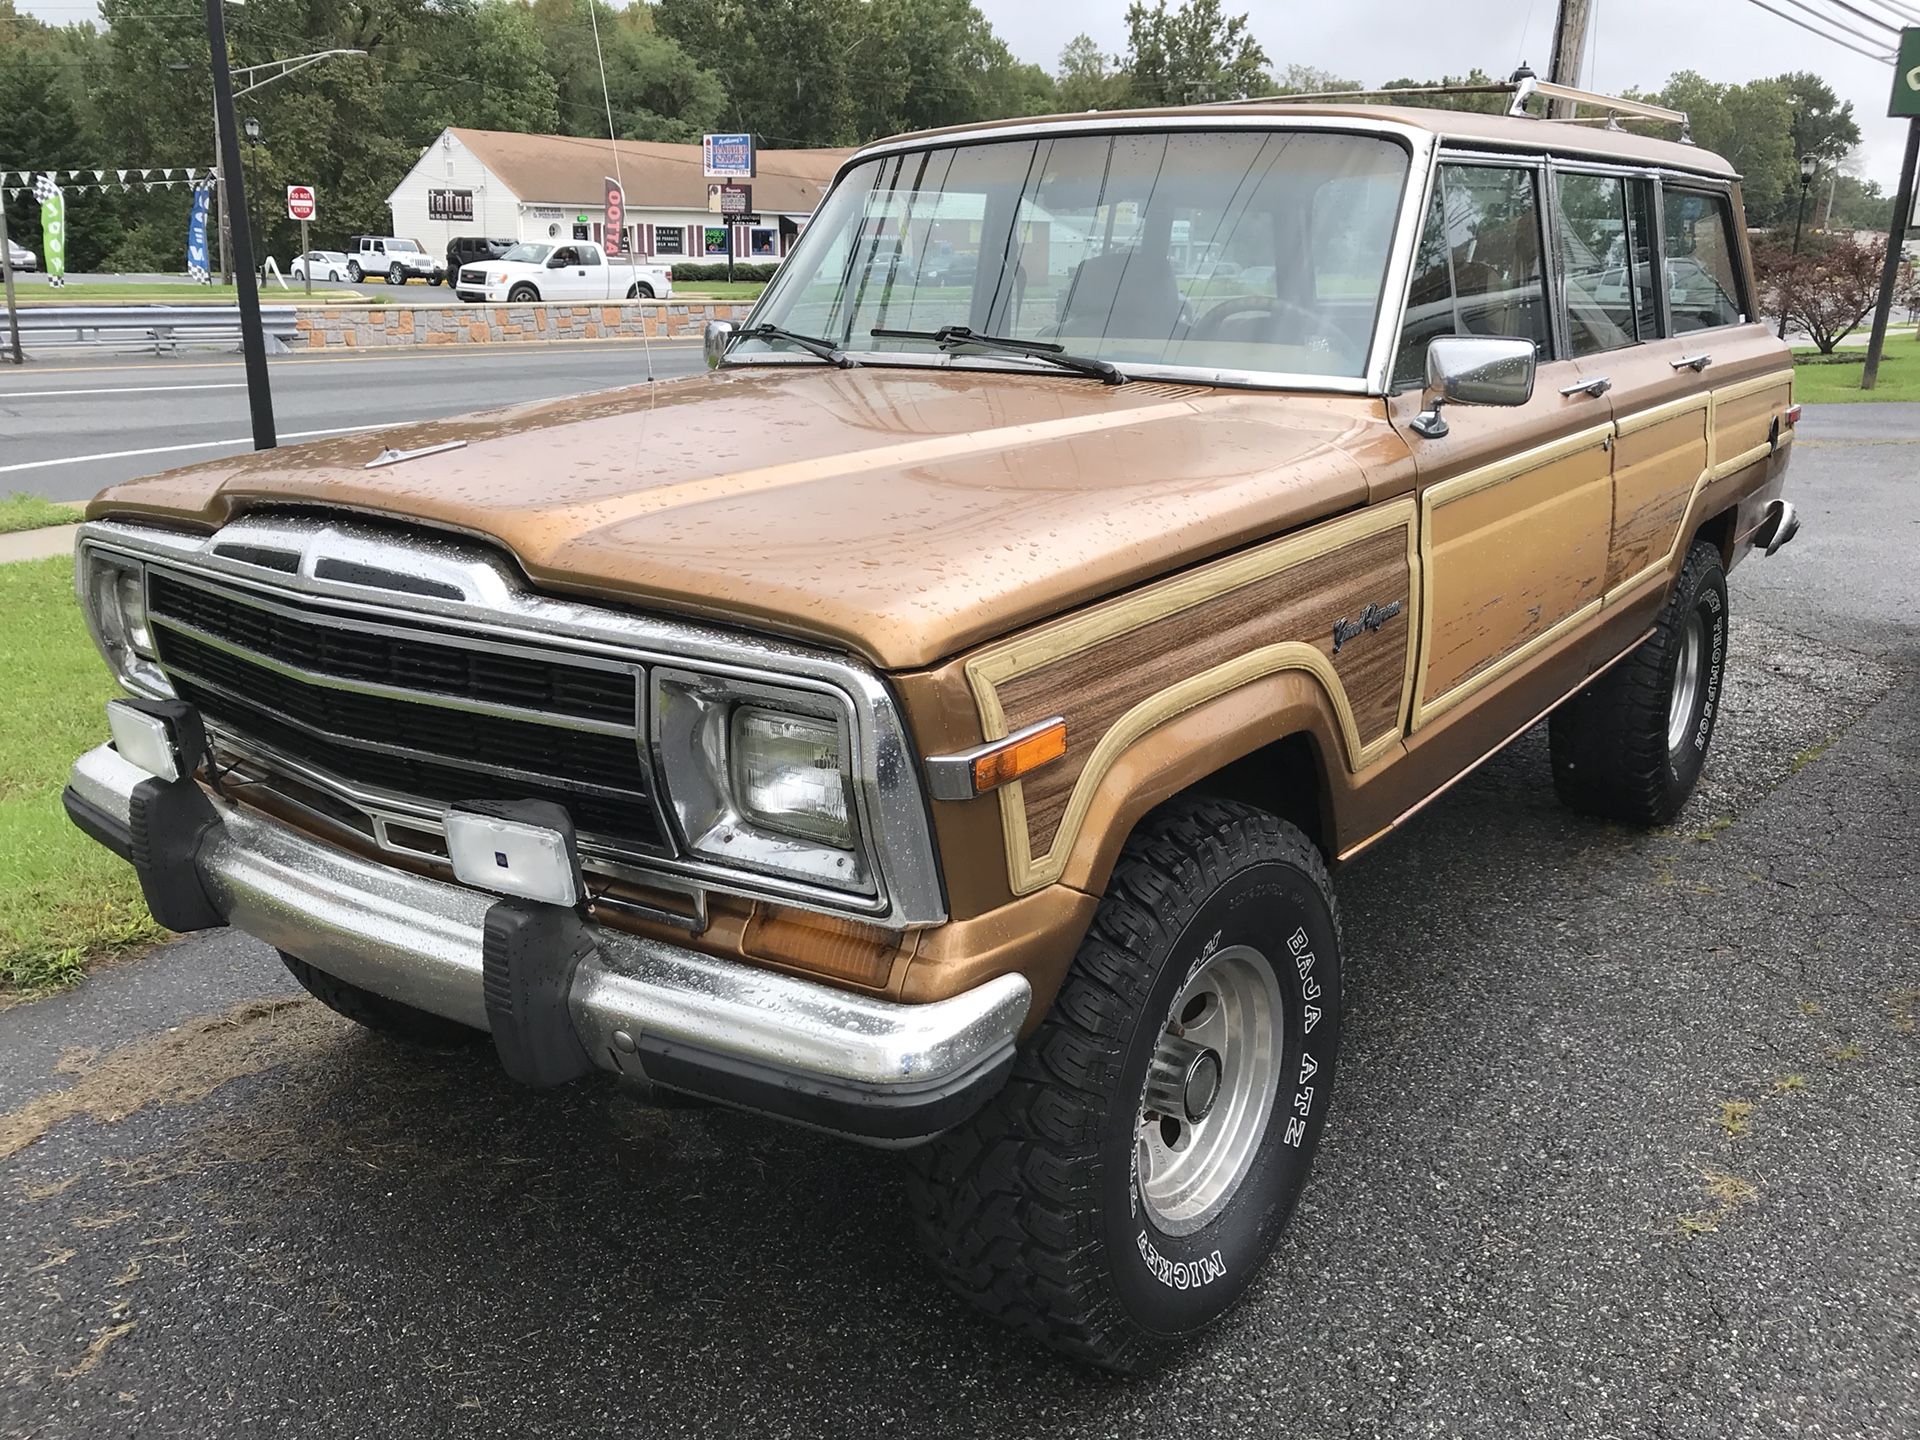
[[744, 129, 1409, 381], [390, 239, 421, 253], [500, 243, 553, 264]]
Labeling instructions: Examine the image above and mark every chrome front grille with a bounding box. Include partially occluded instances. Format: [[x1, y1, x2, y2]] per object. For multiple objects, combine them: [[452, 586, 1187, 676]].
[[145, 567, 668, 854]]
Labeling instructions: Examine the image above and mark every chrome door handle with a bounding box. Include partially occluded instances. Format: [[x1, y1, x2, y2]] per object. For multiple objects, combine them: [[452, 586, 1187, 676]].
[[1560, 376, 1612, 397], [1672, 353, 1712, 372]]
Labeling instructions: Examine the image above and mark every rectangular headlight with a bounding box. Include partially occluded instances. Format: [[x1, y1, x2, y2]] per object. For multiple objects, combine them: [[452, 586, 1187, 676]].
[[730, 707, 851, 846], [650, 669, 870, 895], [77, 547, 171, 698]]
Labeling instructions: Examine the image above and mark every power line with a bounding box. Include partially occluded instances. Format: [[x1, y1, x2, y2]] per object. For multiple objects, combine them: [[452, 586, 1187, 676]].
[[1855, 0, 1920, 25], [1739, 0, 1896, 60], [1808, 0, 1904, 33], [1780, 0, 1899, 45]]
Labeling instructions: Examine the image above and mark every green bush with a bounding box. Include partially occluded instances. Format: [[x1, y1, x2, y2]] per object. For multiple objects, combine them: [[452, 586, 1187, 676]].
[[670, 261, 779, 282]]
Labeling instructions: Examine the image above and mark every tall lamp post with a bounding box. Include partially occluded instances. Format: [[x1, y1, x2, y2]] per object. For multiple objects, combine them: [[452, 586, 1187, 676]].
[[1778, 152, 1819, 341], [167, 45, 364, 284]]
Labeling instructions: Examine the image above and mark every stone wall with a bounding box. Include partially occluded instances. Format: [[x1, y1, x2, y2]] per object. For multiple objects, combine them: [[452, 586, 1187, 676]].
[[294, 299, 755, 350]]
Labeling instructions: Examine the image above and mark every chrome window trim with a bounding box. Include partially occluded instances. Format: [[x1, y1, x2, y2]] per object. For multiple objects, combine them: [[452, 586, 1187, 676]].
[[723, 349, 1374, 394], [739, 115, 1439, 398], [79, 516, 948, 929]]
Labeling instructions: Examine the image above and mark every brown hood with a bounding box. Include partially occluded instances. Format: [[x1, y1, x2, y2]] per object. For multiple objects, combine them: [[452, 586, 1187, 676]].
[[89, 366, 1406, 670]]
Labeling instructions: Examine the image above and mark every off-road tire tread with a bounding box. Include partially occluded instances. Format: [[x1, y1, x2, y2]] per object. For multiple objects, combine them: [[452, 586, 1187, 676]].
[[280, 951, 483, 1049], [1550, 539, 1725, 825], [905, 797, 1336, 1373]]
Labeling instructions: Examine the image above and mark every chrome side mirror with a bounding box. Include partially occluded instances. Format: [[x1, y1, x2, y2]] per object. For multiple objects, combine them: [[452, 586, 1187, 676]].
[[703, 319, 735, 371], [1409, 335, 1537, 439]]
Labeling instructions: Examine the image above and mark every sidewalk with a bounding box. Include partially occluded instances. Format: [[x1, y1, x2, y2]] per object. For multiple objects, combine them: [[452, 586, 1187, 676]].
[[0, 522, 79, 563]]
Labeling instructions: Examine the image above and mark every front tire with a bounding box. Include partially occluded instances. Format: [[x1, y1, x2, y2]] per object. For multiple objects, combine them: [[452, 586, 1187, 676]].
[[280, 952, 483, 1049], [387, 263, 406, 286], [909, 798, 1342, 1373], [507, 283, 540, 303], [1550, 538, 1728, 825]]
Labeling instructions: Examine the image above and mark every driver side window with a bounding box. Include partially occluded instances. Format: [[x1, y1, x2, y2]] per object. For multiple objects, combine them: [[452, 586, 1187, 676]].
[[1392, 163, 1552, 388]]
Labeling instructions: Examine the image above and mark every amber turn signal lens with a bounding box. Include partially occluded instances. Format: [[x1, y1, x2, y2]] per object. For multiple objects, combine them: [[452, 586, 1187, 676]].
[[971, 718, 1067, 794]]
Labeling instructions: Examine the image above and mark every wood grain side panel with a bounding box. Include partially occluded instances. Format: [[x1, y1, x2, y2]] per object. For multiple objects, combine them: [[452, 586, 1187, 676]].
[[1607, 405, 1710, 592], [996, 525, 1412, 855], [1420, 441, 1612, 706], [1711, 375, 1790, 478]]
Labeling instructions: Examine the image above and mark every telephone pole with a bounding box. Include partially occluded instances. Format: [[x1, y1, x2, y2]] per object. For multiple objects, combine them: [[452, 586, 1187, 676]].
[[1547, 0, 1592, 118]]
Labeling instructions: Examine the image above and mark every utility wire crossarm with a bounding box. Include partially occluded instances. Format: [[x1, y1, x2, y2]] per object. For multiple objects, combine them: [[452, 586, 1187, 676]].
[[232, 49, 367, 99]]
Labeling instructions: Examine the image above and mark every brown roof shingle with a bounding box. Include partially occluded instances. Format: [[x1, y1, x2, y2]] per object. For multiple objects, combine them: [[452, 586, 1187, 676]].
[[447, 128, 855, 214]]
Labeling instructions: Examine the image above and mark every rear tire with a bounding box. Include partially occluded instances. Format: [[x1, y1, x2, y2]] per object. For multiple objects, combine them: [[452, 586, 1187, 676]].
[[627, 282, 654, 300], [346, 261, 362, 282], [280, 952, 483, 1049], [1551, 538, 1728, 825], [908, 798, 1342, 1373]]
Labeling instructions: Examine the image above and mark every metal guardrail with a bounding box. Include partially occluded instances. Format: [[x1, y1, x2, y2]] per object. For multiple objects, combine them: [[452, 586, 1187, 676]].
[[9, 304, 300, 355]]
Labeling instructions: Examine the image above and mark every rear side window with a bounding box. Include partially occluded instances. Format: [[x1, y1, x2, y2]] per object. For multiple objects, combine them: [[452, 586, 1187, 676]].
[[1662, 188, 1745, 333], [1392, 164, 1551, 387], [1556, 172, 1635, 356]]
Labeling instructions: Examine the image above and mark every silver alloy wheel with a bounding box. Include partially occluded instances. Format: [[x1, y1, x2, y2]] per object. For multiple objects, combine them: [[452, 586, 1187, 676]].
[[1136, 943, 1285, 1236], [1667, 608, 1707, 752]]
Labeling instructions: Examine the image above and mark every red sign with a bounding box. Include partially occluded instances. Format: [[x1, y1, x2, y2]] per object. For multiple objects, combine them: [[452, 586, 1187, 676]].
[[603, 177, 626, 258], [286, 184, 316, 221]]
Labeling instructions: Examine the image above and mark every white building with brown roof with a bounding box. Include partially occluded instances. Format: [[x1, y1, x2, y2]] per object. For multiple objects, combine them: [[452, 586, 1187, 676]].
[[387, 127, 853, 264]]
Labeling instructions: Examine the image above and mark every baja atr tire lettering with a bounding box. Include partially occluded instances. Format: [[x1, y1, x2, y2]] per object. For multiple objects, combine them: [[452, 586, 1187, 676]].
[[1693, 587, 1726, 754], [1136, 1231, 1227, 1290]]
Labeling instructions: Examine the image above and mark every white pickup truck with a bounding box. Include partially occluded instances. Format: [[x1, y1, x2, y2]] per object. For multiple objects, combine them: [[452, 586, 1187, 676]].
[[454, 241, 674, 304]]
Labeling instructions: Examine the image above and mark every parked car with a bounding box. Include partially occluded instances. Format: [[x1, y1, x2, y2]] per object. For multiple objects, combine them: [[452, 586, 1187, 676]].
[[63, 96, 1798, 1375], [347, 235, 442, 285], [445, 236, 515, 299], [454, 241, 672, 303], [6, 239, 36, 272], [289, 250, 349, 283]]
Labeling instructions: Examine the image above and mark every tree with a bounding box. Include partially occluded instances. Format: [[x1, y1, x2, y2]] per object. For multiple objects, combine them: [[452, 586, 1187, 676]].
[[1057, 32, 1127, 111], [1753, 233, 1885, 353], [1778, 71, 1858, 171], [1270, 63, 1358, 96], [1377, 68, 1508, 115], [1120, 0, 1270, 106], [466, 1, 560, 134]]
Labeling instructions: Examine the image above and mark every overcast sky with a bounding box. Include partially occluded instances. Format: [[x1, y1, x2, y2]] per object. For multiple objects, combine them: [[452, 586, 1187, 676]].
[[13, 0, 1914, 186], [974, 0, 1916, 187]]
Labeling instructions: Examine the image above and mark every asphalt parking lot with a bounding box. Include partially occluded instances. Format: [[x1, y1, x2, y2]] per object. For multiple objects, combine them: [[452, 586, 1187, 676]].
[[0, 404, 1913, 1439]]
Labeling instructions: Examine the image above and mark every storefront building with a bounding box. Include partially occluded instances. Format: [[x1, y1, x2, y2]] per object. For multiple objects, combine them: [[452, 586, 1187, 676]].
[[387, 128, 853, 262]]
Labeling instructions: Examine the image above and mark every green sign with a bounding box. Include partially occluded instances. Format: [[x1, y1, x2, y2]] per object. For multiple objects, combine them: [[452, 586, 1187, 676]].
[[1894, 28, 1920, 117]]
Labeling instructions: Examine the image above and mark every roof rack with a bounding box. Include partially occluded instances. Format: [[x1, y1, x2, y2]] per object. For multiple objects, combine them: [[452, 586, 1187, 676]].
[[1223, 66, 1691, 143]]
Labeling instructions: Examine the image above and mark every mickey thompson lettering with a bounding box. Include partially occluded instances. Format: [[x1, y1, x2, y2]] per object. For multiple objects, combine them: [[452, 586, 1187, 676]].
[[1332, 600, 1403, 654], [1137, 1231, 1228, 1289]]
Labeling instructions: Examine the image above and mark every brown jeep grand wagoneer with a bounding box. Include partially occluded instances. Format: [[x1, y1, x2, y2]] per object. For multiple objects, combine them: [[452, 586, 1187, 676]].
[[64, 96, 1799, 1370]]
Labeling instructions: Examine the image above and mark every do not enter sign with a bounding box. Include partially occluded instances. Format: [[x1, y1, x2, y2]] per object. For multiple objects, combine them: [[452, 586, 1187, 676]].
[[286, 185, 316, 221]]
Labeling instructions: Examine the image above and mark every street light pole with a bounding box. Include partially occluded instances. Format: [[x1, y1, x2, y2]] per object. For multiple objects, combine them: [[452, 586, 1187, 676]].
[[1777, 153, 1818, 342], [206, 0, 275, 448]]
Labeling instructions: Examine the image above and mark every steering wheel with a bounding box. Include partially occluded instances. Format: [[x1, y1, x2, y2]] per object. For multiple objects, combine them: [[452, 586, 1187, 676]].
[[1189, 296, 1357, 368]]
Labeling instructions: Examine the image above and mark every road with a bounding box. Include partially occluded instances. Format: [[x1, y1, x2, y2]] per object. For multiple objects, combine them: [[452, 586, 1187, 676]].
[[0, 340, 705, 501], [0, 406, 1914, 1439]]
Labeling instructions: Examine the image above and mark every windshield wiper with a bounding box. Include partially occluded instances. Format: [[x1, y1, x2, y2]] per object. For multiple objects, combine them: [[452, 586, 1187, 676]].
[[870, 326, 1125, 385], [733, 324, 857, 368]]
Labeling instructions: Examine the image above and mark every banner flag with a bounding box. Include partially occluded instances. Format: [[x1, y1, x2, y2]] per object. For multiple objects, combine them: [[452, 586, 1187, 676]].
[[604, 176, 627, 258], [33, 173, 66, 285], [186, 181, 212, 283]]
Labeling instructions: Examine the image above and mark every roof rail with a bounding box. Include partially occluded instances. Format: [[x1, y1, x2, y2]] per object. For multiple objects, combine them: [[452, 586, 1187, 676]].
[[1222, 66, 1692, 144], [1509, 75, 1691, 140]]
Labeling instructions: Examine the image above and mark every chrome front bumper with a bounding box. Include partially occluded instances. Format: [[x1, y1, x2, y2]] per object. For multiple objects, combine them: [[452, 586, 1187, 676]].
[[65, 743, 1029, 1142]]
